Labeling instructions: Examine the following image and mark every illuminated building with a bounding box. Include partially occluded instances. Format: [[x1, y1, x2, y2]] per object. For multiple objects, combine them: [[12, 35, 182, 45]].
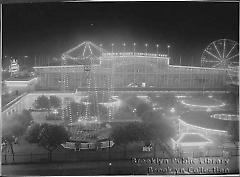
[[33, 41, 236, 91], [9, 59, 20, 76], [178, 111, 239, 138], [171, 133, 212, 149]]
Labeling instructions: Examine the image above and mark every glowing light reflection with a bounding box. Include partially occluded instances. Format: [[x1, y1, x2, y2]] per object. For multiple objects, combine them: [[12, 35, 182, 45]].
[[179, 119, 228, 134], [180, 100, 225, 108]]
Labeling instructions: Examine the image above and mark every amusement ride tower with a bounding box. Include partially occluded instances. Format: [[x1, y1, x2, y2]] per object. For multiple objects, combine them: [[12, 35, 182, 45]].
[[61, 41, 113, 142]]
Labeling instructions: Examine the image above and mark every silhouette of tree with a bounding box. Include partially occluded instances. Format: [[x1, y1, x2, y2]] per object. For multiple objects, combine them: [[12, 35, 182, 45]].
[[49, 95, 61, 109], [26, 123, 69, 161], [34, 95, 50, 110], [2, 110, 33, 155], [17, 110, 33, 129], [136, 102, 152, 117], [34, 95, 62, 110], [141, 110, 175, 157]]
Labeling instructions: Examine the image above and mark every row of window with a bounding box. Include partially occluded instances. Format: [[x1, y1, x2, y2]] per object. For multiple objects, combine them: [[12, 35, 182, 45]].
[[6, 108, 16, 116], [5, 102, 23, 117]]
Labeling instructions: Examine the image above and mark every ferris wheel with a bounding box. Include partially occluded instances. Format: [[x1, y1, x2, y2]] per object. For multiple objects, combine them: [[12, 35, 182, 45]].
[[201, 39, 239, 68]]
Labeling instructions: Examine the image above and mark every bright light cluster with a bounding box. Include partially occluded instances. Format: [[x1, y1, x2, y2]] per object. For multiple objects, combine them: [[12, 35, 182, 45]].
[[52, 109, 58, 114], [108, 75, 113, 120], [175, 95, 188, 98], [85, 73, 91, 120], [77, 116, 98, 123], [170, 107, 176, 113], [175, 133, 212, 147], [180, 100, 226, 108], [92, 65, 100, 121], [179, 119, 228, 134], [102, 52, 168, 57], [211, 114, 239, 121]]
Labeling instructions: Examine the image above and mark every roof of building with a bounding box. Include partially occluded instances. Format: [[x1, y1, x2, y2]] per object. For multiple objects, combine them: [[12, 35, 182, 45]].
[[6, 76, 35, 81], [180, 111, 238, 131], [178, 133, 210, 143]]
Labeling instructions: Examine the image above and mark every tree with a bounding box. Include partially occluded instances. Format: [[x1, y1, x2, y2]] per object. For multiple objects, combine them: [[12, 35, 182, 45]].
[[136, 102, 152, 118], [114, 104, 139, 121], [110, 124, 130, 156], [34, 95, 50, 110], [140, 110, 175, 157], [25, 123, 42, 143], [2, 113, 28, 155], [152, 93, 176, 108], [124, 122, 148, 142], [111, 125, 130, 146], [2, 134, 15, 156], [25, 123, 70, 161], [140, 110, 157, 123], [125, 96, 142, 108], [111, 122, 151, 157], [49, 95, 61, 109], [17, 110, 33, 129]]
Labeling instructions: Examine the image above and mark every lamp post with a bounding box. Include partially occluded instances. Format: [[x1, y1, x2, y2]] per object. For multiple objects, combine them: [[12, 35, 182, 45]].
[[108, 162, 112, 174], [108, 139, 111, 174], [111, 43, 114, 53], [133, 42, 136, 54], [34, 56, 37, 67], [123, 42, 126, 53], [156, 44, 159, 55], [100, 44, 103, 53], [145, 43, 148, 54], [167, 45, 170, 57]]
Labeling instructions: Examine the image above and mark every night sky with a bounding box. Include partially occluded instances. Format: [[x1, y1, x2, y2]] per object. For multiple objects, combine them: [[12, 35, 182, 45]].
[[3, 1, 239, 66]]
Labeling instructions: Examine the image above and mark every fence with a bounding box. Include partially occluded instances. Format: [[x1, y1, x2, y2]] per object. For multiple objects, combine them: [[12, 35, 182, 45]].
[[2, 146, 239, 165]]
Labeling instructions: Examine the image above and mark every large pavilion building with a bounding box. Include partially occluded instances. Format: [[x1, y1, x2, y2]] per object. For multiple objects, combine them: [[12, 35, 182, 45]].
[[33, 41, 238, 91]]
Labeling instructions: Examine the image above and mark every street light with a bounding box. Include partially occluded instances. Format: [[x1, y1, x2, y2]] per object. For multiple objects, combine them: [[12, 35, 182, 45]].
[[145, 43, 148, 54], [111, 43, 114, 53], [108, 162, 112, 174], [123, 42, 126, 52], [100, 44, 103, 53], [170, 107, 175, 113], [156, 44, 159, 55], [167, 45, 170, 57], [133, 42, 136, 54], [108, 139, 112, 174]]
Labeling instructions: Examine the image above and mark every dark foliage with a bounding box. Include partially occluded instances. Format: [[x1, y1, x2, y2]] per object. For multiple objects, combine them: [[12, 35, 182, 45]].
[[34, 95, 50, 110], [25, 123, 70, 160], [49, 95, 61, 108]]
